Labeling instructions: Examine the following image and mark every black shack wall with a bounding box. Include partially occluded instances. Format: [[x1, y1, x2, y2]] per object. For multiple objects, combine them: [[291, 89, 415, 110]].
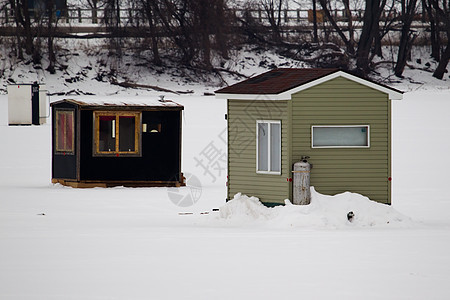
[[52, 103, 78, 180], [79, 109, 181, 181]]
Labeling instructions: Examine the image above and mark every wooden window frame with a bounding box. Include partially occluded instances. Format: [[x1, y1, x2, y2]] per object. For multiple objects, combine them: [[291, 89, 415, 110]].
[[55, 109, 75, 155], [93, 111, 142, 157], [311, 125, 370, 148], [256, 120, 282, 175]]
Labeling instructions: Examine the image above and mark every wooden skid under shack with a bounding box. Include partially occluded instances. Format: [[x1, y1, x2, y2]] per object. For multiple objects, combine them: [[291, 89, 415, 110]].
[[52, 175, 186, 188]]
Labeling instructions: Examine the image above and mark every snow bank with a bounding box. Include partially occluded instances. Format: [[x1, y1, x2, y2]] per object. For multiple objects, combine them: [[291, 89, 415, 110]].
[[208, 187, 413, 229]]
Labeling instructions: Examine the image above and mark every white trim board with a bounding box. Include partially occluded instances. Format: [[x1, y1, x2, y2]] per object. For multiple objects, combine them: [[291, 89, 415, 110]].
[[216, 71, 403, 101], [256, 120, 282, 175], [311, 125, 371, 148]]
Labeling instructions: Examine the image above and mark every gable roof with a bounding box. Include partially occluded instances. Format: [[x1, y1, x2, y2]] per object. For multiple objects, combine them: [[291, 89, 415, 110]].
[[215, 68, 403, 100], [216, 68, 339, 95]]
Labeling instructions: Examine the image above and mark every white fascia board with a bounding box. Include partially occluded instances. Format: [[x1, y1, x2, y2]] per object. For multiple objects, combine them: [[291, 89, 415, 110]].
[[288, 71, 403, 100], [215, 71, 403, 101], [215, 93, 290, 100]]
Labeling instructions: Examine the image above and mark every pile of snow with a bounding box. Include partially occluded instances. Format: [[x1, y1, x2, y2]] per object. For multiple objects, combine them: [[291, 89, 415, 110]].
[[209, 187, 413, 229]]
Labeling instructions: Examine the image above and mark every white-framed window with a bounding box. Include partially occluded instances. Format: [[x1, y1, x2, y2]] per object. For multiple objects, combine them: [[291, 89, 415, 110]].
[[312, 125, 370, 148], [257, 120, 281, 174]]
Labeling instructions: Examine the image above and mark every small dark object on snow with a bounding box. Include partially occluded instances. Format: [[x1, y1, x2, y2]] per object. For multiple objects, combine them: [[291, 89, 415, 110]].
[[37, 213, 45, 216], [347, 211, 354, 222], [212, 208, 219, 212]]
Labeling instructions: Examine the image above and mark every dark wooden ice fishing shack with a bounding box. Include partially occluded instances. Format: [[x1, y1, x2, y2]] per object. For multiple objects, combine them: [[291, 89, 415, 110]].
[[50, 97, 184, 187]]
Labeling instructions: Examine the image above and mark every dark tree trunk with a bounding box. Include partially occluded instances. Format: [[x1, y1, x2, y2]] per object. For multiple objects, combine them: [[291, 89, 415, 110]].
[[356, 0, 384, 76], [214, 0, 229, 59], [104, 0, 122, 57], [343, 0, 355, 49], [372, 18, 383, 58], [430, 0, 450, 79], [152, 0, 195, 65], [143, 0, 162, 66], [150, 27, 162, 66], [46, 0, 56, 74], [319, 0, 355, 55], [13, 0, 34, 56], [394, 0, 418, 77], [198, 0, 212, 68], [23, 3, 33, 55], [262, 0, 283, 44], [10, 0, 24, 59], [423, 0, 441, 60], [312, 0, 318, 43], [433, 44, 450, 79]]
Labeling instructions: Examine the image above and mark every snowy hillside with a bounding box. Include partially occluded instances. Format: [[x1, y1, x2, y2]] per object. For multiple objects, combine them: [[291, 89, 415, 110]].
[[1, 67, 450, 299], [1, 38, 448, 97]]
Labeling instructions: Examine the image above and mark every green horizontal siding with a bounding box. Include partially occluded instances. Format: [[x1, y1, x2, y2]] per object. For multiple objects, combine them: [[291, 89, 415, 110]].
[[226, 75, 392, 205], [291, 76, 391, 204], [227, 100, 289, 204]]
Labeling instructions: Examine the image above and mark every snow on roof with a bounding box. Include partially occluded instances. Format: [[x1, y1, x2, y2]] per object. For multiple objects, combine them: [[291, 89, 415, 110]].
[[50, 96, 183, 108]]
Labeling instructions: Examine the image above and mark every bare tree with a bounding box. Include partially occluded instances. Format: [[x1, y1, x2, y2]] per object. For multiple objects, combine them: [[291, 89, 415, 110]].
[[342, 0, 355, 50], [375, 0, 399, 58], [150, 0, 196, 65], [191, 0, 213, 68], [9, 0, 34, 57], [429, 0, 449, 79], [212, 0, 230, 59], [422, 0, 441, 60], [192, 0, 230, 63], [6, 0, 23, 58], [317, 0, 390, 75], [261, 0, 284, 44], [312, 0, 318, 43], [394, 0, 418, 77], [139, 0, 162, 65], [103, 0, 123, 56], [85, 0, 103, 24], [143, 0, 230, 67], [318, 0, 355, 55], [356, 0, 386, 75], [43, 0, 64, 73]]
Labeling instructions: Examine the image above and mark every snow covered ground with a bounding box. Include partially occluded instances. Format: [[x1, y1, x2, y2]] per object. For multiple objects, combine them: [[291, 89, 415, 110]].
[[1, 80, 450, 299]]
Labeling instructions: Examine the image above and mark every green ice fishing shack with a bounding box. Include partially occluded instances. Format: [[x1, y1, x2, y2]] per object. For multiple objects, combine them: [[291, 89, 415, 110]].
[[215, 68, 403, 206]]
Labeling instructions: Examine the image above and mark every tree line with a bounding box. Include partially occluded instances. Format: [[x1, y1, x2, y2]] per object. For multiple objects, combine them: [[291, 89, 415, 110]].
[[2, 0, 449, 79]]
